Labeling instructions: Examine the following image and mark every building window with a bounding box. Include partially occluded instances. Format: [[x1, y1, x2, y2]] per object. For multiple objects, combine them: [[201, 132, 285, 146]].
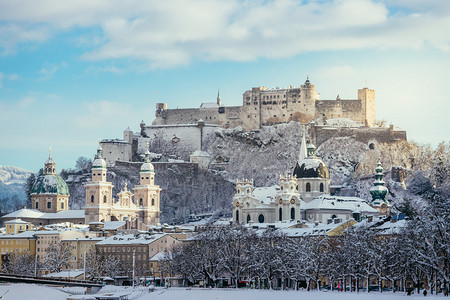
[[35, 202, 39, 209], [320, 183, 324, 192], [47, 202, 51, 209], [258, 214, 264, 223], [139, 198, 143, 206], [103, 195, 107, 203], [236, 210, 239, 223], [279, 208, 282, 221], [91, 195, 94, 203], [151, 199, 155, 206], [306, 183, 311, 192], [61, 202, 64, 209], [247, 214, 251, 223], [291, 207, 295, 220]]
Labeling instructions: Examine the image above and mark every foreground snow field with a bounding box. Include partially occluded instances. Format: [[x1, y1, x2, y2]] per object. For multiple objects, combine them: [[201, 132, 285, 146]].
[[0, 284, 445, 300]]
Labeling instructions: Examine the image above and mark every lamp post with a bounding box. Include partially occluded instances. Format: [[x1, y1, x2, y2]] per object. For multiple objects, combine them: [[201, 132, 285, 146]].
[[132, 249, 136, 288]]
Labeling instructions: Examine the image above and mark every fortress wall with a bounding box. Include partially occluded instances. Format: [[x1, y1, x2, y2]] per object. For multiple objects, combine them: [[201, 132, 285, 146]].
[[315, 100, 365, 123], [313, 126, 407, 147], [102, 141, 132, 167], [140, 124, 219, 161]]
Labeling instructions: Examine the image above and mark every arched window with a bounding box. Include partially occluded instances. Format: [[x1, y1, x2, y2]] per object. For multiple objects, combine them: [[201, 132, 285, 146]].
[[35, 202, 39, 209], [306, 182, 311, 192], [291, 207, 295, 220], [296, 185, 299, 190], [320, 183, 324, 192], [258, 214, 265, 223], [279, 208, 282, 221], [91, 195, 94, 203], [103, 195, 107, 203], [151, 199, 155, 206], [139, 198, 143, 206], [236, 210, 239, 223], [332, 214, 337, 219], [247, 214, 251, 223]]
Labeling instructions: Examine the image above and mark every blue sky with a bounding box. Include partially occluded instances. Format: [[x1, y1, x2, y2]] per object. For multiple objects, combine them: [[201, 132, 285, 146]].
[[0, 0, 449, 172]]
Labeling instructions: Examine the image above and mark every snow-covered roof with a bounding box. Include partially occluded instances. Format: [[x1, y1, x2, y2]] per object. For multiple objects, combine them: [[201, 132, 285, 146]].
[[280, 221, 354, 237], [2, 208, 85, 220], [200, 102, 218, 108], [149, 252, 167, 261], [302, 195, 378, 213], [102, 221, 126, 230], [252, 186, 277, 204], [97, 233, 167, 245], [190, 151, 211, 157], [44, 270, 84, 278], [4, 218, 28, 224], [0, 231, 36, 238]]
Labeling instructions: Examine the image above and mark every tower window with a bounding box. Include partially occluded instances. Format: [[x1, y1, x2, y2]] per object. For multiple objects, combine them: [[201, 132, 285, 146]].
[[35, 202, 39, 209], [61, 202, 64, 209], [139, 198, 143, 206], [306, 182, 311, 192], [279, 208, 282, 221], [320, 183, 324, 192], [151, 199, 155, 206], [236, 210, 239, 223], [47, 202, 51, 209], [103, 195, 107, 203], [247, 214, 251, 223], [291, 207, 295, 220], [91, 195, 94, 203]]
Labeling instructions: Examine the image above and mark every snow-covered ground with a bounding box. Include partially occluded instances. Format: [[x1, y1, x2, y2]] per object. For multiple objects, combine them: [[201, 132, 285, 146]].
[[0, 284, 444, 300]]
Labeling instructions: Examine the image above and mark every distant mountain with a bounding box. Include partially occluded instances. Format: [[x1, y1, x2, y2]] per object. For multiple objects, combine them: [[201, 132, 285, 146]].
[[0, 165, 32, 213]]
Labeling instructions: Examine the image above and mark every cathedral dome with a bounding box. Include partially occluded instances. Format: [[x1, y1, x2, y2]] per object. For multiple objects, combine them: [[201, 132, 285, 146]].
[[32, 151, 69, 195], [31, 174, 69, 195], [293, 157, 330, 179]]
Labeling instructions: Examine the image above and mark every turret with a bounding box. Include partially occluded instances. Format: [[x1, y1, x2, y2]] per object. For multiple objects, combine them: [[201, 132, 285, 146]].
[[44, 148, 56, 174], [217, 89, 222, 106]]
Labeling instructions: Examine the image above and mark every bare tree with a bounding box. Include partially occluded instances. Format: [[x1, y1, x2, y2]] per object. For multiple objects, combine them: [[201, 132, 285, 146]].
[[44, 241, 72, 273]]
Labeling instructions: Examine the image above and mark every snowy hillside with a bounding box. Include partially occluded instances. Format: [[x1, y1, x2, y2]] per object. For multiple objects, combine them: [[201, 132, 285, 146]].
[[0, 165, 32, 185]]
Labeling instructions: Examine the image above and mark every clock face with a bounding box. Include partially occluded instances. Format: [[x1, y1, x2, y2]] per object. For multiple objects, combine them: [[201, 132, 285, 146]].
[[279, 199, 283, 204], [290, 199, 295, 204], [236, 202, 240, 207]]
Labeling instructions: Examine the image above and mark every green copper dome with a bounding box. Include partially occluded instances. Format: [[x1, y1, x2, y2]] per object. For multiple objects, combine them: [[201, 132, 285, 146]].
[[31, 174, 69, 195]]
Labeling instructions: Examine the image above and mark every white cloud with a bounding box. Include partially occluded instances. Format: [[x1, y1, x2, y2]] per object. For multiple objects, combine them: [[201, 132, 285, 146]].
[[38, 62, 68, 81], [0, 0, 449, 66], [0, 72, 19, 88], [77, 100, 134, 128]]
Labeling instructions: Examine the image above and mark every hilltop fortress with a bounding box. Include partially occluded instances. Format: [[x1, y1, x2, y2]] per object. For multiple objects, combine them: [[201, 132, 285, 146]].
[[154, 77, 376, 130]]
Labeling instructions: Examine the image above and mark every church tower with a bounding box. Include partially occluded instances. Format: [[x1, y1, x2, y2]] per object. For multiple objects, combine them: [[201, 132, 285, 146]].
[[133, 144, 161, 225], [85, 142, 114, 223], [370, 160, 390, 215]]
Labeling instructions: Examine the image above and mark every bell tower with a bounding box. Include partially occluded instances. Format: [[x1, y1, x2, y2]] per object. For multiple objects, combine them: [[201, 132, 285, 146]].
[[133, 144, 161, 225], [84, 141, 114, 223]]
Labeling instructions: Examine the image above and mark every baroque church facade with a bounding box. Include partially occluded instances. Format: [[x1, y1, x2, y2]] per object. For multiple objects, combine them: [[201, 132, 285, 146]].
[[85, 143, 161, 224], [232, 126, 388, 225]]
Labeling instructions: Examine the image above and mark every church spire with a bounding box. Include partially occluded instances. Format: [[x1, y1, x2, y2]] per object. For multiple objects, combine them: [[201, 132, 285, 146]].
[[217, 89, 221, 106], [298, 124, 307, 162]]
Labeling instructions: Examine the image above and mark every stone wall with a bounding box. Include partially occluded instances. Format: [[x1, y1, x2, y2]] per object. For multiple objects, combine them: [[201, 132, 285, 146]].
[[312, 124, 407, 148]]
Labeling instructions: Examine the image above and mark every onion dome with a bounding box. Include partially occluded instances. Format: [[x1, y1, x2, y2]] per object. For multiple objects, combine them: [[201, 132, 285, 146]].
[[32, 151, 69, 195], [293, 130, 329, 179], [370, 160, 389, 205], [92, 142, 107, 169], [140, 145, 154, 173]]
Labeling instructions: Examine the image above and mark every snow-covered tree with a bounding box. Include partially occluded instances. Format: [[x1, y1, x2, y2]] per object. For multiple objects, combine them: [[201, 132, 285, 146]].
[[2, 251, 36, 275], [44, 241, 72, 273]]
